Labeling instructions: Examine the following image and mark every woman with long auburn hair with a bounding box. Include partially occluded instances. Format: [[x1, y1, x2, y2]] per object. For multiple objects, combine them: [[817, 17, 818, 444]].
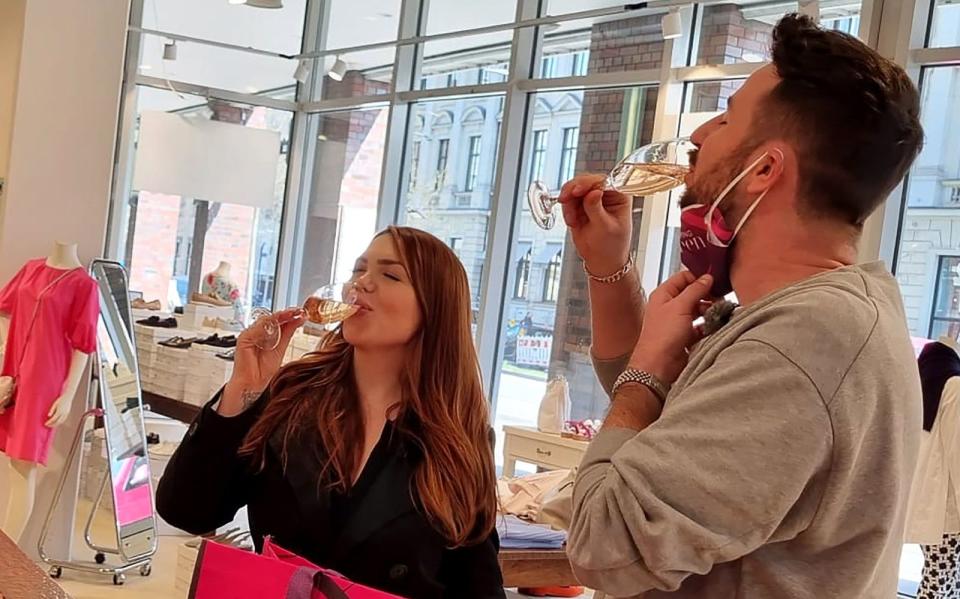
[[157, 226, 504, 598]]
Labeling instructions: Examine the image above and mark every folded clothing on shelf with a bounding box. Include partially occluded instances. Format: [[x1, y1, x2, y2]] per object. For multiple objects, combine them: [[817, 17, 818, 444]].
[[495, 514, 566, 550], [562, 419, 602, 441]]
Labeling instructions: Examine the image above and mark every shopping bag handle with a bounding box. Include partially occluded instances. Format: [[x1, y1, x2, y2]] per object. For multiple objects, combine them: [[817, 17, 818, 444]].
[[313, 571, 351, 599], [288, 566, 351, 599]]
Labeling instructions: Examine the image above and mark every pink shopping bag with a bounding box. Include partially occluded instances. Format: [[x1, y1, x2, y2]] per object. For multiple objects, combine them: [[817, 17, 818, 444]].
[[189, 537, 405, 599]]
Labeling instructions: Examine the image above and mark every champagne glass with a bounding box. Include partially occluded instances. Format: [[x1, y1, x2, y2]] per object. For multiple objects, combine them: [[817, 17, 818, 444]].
[[248, 282, 360, 350], [528, 137, 695, 230]]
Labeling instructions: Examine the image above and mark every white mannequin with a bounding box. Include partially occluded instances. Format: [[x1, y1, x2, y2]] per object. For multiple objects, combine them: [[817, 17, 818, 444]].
[[215, 261, 231, 278], [940, 335, 960, 355], [1, 241, 90, 542]]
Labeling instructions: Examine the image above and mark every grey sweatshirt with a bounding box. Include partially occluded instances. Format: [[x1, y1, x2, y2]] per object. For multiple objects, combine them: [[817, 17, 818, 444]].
[[567, 262, 921, 598]]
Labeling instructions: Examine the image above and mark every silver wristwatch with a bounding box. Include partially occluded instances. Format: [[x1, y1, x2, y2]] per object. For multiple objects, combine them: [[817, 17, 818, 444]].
[[611, 368, 670, 404]]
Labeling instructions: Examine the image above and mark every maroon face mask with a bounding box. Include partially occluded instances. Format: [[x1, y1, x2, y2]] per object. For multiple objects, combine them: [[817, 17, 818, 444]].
[[677, 151, 774, 298], [679, 204, 735, 297]]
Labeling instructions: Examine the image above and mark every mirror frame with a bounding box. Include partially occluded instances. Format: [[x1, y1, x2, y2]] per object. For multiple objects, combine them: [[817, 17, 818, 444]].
[[91, 259, 158, 562]]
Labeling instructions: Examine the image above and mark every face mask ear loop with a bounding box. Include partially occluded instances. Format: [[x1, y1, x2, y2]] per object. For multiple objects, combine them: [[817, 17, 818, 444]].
[[729, 189, 769, 239], [730, 148, 784, 239], [705, 151, 771, 247]]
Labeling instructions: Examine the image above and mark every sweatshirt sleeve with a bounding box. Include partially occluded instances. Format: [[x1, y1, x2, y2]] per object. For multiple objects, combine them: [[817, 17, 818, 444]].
[[568, 340, 834, 595]]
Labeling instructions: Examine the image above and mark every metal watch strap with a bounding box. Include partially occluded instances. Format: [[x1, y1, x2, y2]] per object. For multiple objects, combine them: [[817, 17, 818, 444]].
[[583, 255, 634, 284], [611, 368, 670, 403]]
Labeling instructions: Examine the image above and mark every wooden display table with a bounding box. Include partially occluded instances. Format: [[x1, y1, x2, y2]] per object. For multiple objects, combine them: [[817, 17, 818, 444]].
[[499, 549, 608, 599], [502, 426, 590, 477], [0, 529, 72, 599], [498, 548, 579, 588]]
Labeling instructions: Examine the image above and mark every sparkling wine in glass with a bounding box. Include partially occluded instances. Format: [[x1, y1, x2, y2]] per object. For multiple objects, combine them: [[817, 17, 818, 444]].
[[527, 137, 695, 230], [248, 282, 359, 350]]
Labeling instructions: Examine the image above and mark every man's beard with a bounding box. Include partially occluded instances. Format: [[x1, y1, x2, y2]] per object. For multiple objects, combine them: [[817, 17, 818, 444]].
[[679, 143, 757, 217]]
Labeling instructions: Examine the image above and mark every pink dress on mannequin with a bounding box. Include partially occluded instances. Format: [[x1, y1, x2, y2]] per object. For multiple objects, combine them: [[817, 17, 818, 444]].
[[0, 259, 98, 465]]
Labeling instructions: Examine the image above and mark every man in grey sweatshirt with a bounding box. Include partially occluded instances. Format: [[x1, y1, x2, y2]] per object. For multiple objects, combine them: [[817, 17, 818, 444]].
[[560, 14, 924, 598]]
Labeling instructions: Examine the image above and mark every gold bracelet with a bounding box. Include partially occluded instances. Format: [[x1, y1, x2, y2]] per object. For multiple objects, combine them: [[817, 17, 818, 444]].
[[583, 255, 634, 284]]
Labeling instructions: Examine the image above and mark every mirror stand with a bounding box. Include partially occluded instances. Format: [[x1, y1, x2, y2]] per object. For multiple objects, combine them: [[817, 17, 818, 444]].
[[37, 407, 152, 585], [37, 260, 157, 586]]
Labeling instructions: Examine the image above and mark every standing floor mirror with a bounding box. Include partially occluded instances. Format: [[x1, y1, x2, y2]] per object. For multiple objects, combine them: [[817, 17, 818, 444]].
[[39, 260, 157, 585]]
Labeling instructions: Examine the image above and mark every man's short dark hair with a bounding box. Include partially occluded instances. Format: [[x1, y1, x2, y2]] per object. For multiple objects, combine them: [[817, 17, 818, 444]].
[[758, 14, 923, 227]]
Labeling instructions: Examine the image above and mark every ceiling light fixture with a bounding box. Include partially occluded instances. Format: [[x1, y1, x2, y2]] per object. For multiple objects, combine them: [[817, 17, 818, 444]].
[[293, 59, 311, 83], [163, 40, 178, 61], [661, 8, 682, 40], [245, 0, 283, 8], [328, 57, 347, 82], [227, 0, 246, 5]]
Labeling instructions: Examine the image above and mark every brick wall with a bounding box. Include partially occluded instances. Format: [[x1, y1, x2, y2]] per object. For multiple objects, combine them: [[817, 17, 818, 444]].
[[199, 201, 255, 293], [697, 4, 773, 65], [690, 5, 773, 111], [128, 192, 179, 302]]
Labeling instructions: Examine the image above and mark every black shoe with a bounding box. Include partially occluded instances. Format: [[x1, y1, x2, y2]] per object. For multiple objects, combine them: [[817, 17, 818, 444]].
[[137, 316, 161, 326], [198, 334, 236, 348], [158, 336, 196, 349], [157, 317, 178, 328], [195, 334, 220, 346]]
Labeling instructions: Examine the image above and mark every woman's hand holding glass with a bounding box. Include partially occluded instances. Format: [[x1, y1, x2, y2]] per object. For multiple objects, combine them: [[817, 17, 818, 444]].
[[219, 308, 305, 417], [219, 283, 361, 416]]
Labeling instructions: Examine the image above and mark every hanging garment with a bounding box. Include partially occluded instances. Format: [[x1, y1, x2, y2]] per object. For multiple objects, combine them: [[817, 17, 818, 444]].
[[920, 342, 960, 432], [919, 533, 960, 599], [907, 344, 960, 544], [0, 259, 98, 465]]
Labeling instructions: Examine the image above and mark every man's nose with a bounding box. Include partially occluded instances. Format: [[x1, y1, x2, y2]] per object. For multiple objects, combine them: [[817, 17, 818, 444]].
[[690, 113, 723, 147]]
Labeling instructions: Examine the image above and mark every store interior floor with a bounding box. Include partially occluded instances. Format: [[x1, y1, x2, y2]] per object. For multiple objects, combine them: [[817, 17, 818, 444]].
[[55, 494, 925, 599], [57, 499, 584, 599]]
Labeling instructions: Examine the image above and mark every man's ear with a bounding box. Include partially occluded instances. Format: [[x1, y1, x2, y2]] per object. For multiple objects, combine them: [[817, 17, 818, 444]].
[[745, 146, 786, 194]]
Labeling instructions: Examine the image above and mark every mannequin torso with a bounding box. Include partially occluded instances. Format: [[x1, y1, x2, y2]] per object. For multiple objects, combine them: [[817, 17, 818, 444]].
[[202, 261, 240, 306]]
